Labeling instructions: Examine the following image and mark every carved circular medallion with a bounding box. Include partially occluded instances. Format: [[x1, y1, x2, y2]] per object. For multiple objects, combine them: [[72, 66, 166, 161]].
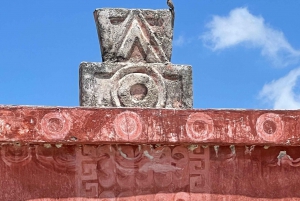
[[256, 113, 283, 141], [118, 73, 159, 107], [113, 111, 142, 140], [41, 112, 71, 140], [186, 113, 214, 141], [111, 65, 166, 108]]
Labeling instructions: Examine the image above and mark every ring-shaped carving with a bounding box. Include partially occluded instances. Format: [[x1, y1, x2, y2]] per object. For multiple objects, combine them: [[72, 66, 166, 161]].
[[186, 113, 214, 141], [41, 112, 71, 140], [1, 146, 32, 167], [113, 111, 142, 141], [118, 73, 158, 107], [111, 65, 166, 108], [256, 113, 283, 142]]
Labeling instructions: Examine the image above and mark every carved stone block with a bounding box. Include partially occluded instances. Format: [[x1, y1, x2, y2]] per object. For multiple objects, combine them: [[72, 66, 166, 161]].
[[79, 62, 193, 108], [2, 144, 300, 200], [94, 9, 174, 63]]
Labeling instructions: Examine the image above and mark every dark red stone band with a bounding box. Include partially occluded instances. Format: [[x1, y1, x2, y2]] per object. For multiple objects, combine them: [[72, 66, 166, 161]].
[[0, 106, 297, 146]]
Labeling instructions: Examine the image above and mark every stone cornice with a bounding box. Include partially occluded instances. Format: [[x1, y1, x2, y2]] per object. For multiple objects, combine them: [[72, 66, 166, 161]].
[[0, 106, 298, 146]]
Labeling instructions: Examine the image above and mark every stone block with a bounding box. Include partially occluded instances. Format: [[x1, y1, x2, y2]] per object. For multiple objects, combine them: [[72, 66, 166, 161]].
[[94, 8, 174, 63], [79, 62, 193, 108]]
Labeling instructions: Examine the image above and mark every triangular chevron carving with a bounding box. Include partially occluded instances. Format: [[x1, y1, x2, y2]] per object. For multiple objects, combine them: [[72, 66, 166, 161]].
[[94, 9, 174, 63]]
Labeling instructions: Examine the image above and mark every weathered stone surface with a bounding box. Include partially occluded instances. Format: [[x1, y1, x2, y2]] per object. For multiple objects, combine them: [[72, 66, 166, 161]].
[[1, 106, 300, 145], [80, 62, 193, 109], [81, 8, 192, 109], [94, 9, 174, 63], [2, 144, 300, 200]]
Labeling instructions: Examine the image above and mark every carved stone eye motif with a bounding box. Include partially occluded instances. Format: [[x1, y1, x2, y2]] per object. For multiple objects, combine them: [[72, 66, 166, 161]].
[[109, 17, 126, 25]]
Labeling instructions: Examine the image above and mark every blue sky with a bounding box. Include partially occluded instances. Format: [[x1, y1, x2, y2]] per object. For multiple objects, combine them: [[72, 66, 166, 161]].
[[1, 1, 300, 109]]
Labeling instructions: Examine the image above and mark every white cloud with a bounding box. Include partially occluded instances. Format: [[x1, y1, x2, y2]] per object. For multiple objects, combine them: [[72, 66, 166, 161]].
[[173, 35, 191, 47], [173, 35, 185, 46], [202, 7, 300, 67], [259, 68, 300, 109]]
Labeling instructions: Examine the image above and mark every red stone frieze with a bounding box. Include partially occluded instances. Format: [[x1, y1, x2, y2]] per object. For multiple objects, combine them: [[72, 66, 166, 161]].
[[0, 106, 299, 145], [2, 144, 300, 200], [2, 106, 300, 200]]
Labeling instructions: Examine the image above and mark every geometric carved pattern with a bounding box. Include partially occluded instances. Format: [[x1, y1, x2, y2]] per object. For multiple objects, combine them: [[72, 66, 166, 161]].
[[110, 66, 167, 108], [256, 113, 283, 142], [113, 111, 143, 140], [75, 145, 191, 198], [41, 112, 72, 140], [80, 62, 193, 109], [186, 113, 214, 141], [2, 145, 300, 199], [82, 7, 193, 110], [94, 9, 174, 63], [1, 107, 300, 145], [75, 145, 99, 198], [189, 146, 210, 193]]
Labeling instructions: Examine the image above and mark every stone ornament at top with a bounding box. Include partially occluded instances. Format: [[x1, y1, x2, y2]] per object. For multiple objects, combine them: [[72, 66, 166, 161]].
[[80, 5, 193, 109], [94, 9, 173, 63]]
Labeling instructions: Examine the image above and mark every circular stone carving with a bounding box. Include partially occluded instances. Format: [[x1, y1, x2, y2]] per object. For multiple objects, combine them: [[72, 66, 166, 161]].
[[113, 111, 142, 140], [48, 118, 64, 132], [256, 113, 283, 141], [186, 113, 214, 141], [41, 112, 71, 140], [118, 73, 158, 107], [1, 146, 32, 167], [111, 65, 166, 108]]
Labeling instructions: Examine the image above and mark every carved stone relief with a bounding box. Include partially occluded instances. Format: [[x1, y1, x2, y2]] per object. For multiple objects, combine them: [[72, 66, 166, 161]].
[[80, 7, 192, 109], [1, 107, 300, 145], [41, 112, 72, 140], [94, 9, 173, 63], [1, 144, 300, 200], [256, 113, 283, 142], [80, 62, 193, 109]]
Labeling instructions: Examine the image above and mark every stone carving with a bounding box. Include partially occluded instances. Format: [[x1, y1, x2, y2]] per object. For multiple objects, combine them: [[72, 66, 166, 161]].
[[113, 111, 143, 141], [2, 144, 300, 199], [35, 145, 76, 172], [186, 113, 214, 141], [75, 145, 99, 198], [80, 62, 192, 109], [256, 113, 283, 142], [1, 145, 32, 167], [80, 7, 192, 109], [75, 145, 190, 198], [189, 146, 210, 193], [110, 66, 166, 108], [0, 144, 76, 172], [3, 107, 300, 145], [94, 9, 174, 63], [41, 112, 72, 140]]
